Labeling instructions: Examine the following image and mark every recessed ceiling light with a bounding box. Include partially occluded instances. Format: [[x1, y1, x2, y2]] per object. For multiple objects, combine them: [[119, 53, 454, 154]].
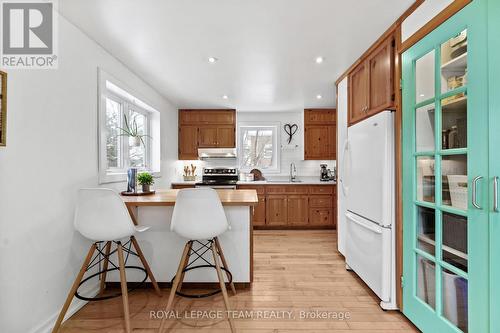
[[420, 94, 425, 97], [208, 57, 218, 63], [316, 94, 323, 99], [315, 57, 324, 64], [222, 95, 228, 99]]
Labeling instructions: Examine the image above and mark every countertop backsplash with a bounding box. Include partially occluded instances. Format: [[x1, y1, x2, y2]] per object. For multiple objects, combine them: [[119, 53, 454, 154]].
[[174, 110, 336, 182]]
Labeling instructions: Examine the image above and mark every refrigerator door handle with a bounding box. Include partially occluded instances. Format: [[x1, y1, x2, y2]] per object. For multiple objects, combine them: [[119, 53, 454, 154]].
[[346, 212, 382, 234], [342, 140, 350, 196]]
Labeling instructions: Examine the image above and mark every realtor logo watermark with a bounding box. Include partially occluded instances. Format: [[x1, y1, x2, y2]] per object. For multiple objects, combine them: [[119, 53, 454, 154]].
[[1, 0, 58, 68]]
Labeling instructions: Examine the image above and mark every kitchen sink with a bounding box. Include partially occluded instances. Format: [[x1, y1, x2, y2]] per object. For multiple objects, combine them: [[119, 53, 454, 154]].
[[266, 178, 302, 183]]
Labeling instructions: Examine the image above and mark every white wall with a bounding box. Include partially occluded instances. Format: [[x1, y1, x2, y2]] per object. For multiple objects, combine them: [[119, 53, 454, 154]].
[[0, 14, 177, 333], [402, 0, 454, 41], [237, 111, 336, 177]]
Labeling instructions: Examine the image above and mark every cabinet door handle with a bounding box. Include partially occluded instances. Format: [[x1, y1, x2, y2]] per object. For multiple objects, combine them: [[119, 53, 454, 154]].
[[472, 175, 483, 210], [494, 176, 499, 212]]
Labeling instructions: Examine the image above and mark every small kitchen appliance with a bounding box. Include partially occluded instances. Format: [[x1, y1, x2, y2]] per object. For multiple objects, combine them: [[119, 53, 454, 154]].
[[195, 167, 239, 189], [320, 164, 330, 181]]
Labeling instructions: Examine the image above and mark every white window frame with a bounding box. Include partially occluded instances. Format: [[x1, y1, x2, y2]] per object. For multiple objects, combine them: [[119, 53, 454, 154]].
[[98, 69, 158, 184], [237, 122, 281, 173]]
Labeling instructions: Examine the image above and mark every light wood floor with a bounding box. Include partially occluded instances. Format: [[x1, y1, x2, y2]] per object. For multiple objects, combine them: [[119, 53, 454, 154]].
[[61, 230, 419, 332]]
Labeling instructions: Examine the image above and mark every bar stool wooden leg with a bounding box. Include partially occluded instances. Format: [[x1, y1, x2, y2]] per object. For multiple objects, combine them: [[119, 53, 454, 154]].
[[51, 244, 97, 333], [212, 241, 236, 333], [99, 241, 112, 295], [159, 241, 191, 333], [117, 242, 131, 333], [214, 237, 237, 295], [176, 241, 192, 292], [130, 236, 162, 297]]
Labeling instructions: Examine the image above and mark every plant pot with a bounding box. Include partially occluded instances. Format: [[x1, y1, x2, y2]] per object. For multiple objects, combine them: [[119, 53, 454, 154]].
[[130, 136, 141, 147], [141, 184, 151, 193]]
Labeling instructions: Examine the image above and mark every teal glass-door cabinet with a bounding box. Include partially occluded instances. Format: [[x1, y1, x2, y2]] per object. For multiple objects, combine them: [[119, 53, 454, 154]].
[[489, 0, 500, 332], [402, 1, 491, 332]]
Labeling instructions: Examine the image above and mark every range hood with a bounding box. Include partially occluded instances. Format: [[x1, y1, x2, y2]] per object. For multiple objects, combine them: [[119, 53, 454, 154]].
[[198, 148, 237, 159]]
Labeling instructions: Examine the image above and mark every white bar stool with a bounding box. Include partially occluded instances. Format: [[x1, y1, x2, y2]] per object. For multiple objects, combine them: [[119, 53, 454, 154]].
[[52, 188, 161, 333], [159, 188, 236, 333]]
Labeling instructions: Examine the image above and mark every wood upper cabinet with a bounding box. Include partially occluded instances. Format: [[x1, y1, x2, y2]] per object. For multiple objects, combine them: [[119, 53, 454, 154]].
[[287, 195, 309, 225], [198, 127, 218, 147], [217, 126, 236, 147], [266, 195, 288, 226], [348, 63, 369, 125], [178, 126, 198, 160], [348, 35, 395, 126], [178, 109, 236, 160], [368, 38, 394, 112], [304, 109, 336, 160]]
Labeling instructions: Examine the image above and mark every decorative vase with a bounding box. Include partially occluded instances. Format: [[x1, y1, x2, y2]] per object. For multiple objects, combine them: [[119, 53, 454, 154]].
[[130, 136, 141, 147], [141, 184, 150, 193]]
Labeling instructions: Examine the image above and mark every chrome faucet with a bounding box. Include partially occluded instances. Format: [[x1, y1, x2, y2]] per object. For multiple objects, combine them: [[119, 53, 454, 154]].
[[290, 162, 297, 182]]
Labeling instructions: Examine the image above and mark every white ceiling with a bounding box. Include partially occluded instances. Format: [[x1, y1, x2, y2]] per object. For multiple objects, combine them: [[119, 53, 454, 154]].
[[59, 0, 414, 112]]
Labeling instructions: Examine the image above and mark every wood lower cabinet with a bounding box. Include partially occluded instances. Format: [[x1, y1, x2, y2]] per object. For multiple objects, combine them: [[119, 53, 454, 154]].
[[309, 208, 333, 226], [253, 195, 266, 226], [237, 184, 336, 229], [287, 195, 309, 225], [178, 109, 236, 160], [266, 195, 288, 226]]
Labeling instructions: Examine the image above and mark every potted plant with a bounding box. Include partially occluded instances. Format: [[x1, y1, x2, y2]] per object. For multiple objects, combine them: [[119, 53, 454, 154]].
[[138, 172, 154, 193], [118, 113, 150, 147]]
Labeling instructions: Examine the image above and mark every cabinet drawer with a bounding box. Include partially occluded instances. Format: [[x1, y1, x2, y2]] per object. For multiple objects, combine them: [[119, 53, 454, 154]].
[[309, 195, 333, 208], [238, 185, 265, 195], [309, 186, 335, 195], [172, 184, 195, 189], [266, 185, 308, 194], [309, 208, 333, 226]]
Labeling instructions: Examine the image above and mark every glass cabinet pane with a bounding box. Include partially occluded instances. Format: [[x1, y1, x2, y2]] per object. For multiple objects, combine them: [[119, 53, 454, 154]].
[[416, 50, 435, 103], [417, 206, 436, 255], [416, 103, 436, 152], [441, 30, 468, 94], [442, 155, 467, 209], [442, 212, 468, 272], [417, 156, 435, 203], [417, 255, 436, 309], [442, 94, 467, 150], [442, 269, 468, 332]]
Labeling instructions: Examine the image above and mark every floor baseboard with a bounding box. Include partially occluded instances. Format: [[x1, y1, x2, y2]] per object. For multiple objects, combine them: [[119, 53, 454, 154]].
[[30, 282, 100, 333]]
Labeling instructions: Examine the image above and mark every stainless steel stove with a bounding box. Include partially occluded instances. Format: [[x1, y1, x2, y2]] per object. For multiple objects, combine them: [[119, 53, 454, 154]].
[[195, 167, 238, 189]]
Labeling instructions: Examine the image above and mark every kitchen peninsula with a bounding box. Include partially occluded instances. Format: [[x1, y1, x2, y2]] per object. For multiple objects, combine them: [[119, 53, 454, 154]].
[[110, 189, 258, 285]]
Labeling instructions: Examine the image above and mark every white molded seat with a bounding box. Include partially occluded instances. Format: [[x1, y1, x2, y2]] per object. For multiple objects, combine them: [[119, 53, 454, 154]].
[[171, 188, 230, 240], [74, 188, 148, 241], [161, 188, 236, 332], [53, 188, 160, 333]]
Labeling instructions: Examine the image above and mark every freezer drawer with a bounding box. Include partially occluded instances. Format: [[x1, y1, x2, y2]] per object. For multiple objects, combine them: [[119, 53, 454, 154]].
[[346, 211, 392, 302]]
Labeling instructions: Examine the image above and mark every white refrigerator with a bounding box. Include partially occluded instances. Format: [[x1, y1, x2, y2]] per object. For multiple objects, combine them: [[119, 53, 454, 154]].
[[344, 110, 397, 310], [336, 78, 348, 256]]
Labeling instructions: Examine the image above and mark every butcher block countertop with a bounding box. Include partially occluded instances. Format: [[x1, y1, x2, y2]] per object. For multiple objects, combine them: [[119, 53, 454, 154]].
[[121, 189, 258, 207]]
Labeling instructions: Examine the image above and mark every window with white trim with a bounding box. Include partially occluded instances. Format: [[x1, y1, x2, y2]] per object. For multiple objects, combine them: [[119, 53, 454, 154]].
[[238, 123, 280, 172], [98, 70, 160, 183]]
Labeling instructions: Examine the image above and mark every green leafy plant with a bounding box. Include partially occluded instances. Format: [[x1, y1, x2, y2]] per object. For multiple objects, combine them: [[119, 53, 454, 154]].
[[118, 113, 151, 147], [138, 172, 154, 185]]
